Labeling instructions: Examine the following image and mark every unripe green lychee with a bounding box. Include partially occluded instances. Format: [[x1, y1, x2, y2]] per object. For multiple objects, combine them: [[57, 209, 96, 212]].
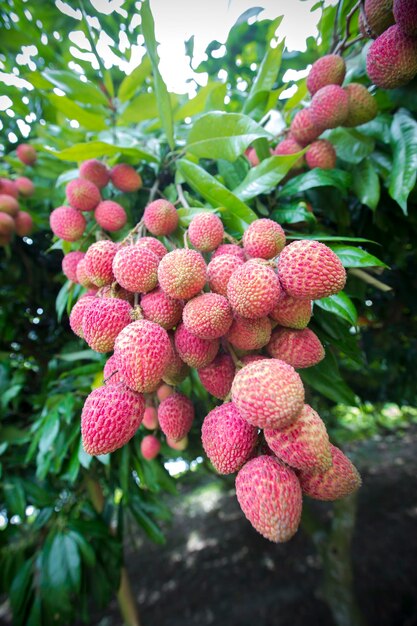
[[136, 236, 168, 260], [66, 178, 101, 212], [110, 164, 142, 192], [16, 143, 37, 166], [299, 444, 362, 501], [227, 261, 282, 319], [269, 294, 312, 329], [50, 206, 86, 241], [207, 254, 244, 297], [182, 293, 233, 339], [113, 245, 159, 293], [174, 323, 219, 368], [235, 456, 302, 543], [366, 24, 417, 89], [15, 176, 35, 197], [197, 353, 235, 399], [84, 240, 118, 287], [277, 240, 346, 300], [158, 249, 207, 300], [140, 288, 183, 330], [201, 402, 258, 474], [307, 54, 346, 95], [231, 358, 305, 429], [14, 211, 33, 236], [211, 243, 246, 261], [306, 140, 336, 170], [343, 84, 378, 127], [141, 435, 161, 460], [79, 159, 110, 188], [158, 392, 194, 441], [94, 200, 127, 232], [360, 0, 394, 37], [187, 212, 224, 252], [0, 194, 19, 217], [242, 218, 286, 259], [226, 315, 272, 351], [265, 404, 332, 472], [290, 109, 323, 146], [394, 0, 417, 36], [62, 251, 85, 283], [310, 85, 349, 129], [143, 199, 178, 236], [69, 296, 96, 338], [82, 297, 133, 353]]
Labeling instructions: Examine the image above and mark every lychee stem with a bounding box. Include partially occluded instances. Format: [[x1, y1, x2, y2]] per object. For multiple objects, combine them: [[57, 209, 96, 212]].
[[183, 231, 189, 249], [176, 183, 190, 208], [225, 342, 243, 369], [224, 232, 241, 245], [334, 0, 362, 54], [121, 218, 144, 244], [349, 268, 392, 292]]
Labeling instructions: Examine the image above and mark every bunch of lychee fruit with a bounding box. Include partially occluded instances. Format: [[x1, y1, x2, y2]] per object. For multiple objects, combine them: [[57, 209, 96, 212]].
[[58, 192, 361, 543], [0, 143, 37, 246]]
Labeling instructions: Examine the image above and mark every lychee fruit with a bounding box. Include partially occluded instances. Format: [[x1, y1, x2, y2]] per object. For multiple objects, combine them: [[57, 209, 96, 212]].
[[231, 358, 305, 429], [201, 402, 258, 474], [277, 240, 346, 300], [0, 178, 18, 198], [305, 140, 336, 170], [162, 338, 190, 386], [136, 236, 168, 260], [394, 0, 417, 36], [103, 353, 124, 384], [140, 288, 183, 329], [84, 240, 118, 287], [245, 147, 260, 167], [235, 456, 302, 543], [76, 257, 95, 288], [81, 383, 145, 455], [98, 284, 133, 303], [343, 83, 378, 127], [15, 176, 35, 197], [264, 404, 332, 472], [156, 383, 175, 402], [62, 251, 85, 283], [273, 137, 304, 168], [207, 254, 244, 296], [0, 194, 19, 217], [69, 296, 96, 338], [197, 353, 235, 399], [0, 213, 15, 236], [82, 297, 133, 353], [113, 245, 159, 293], [166, 435, 188, 451], [50, 206, 86, 241], [187, 212, 224, 252], [158, 249, 207, 300], [142, 406, 159, 430], [243, 219, 286, 259], [227, 261, 282, 319], [226, 315, 272, 350], [66, 178, 101, 212], [79, 159, 110, 188], [114, 320, 172, 393], [307, 54, 346, 95], [174, 323, 219, 368], [211, 243, 246, 261], [14, 211, 33, 236], [269, 294, 312, 329], [158, 392, 194, 441], [94, 200, 127, 232], [360, 0, 394, 37], [298, 444, 362, 501], [143, 199, 178, 236], [290, 109, 323, 146], [110, 164, 142, 192], [366, 24, 417, 89], [16, 144, 37, 166], [141, 435, 161, 460], [182, 293, 233, 339], [310, 85, 349, 129]]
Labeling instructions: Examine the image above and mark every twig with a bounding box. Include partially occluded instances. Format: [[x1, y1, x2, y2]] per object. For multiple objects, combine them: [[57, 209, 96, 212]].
[[349, 268, 392, 292], [224, 232, 240, 245], [225, 342, 243, 369], [331, 0, 344, 52], [177, 183, 190, 208], [359, 0, 373, 38], [121, 219, 144, 244], [183, 231, 189, 249], [334, 0, 362, 54], [78, 0, 111, 99], [148, 178, 159, 203]]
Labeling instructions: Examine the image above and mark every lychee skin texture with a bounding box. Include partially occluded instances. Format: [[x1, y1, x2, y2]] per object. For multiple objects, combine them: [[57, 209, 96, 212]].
[[207, 254, 244, 297], [290, 109, 323, 146], [0, 178, 18, 198], [14, 211, 33, 236], [343, 84, 378, 127], [174, 323, 219, 369], [142, 406, 158, 430], [211, 244, 246, 261], [306, 140, 336, 170], [114, 320, 172, 393], [141, 435, 161, 460], [243, 219, 286, 260], [156, 384, 175, 402], [79, 159, 110, 188], [265, 404, 332, 473], [158, 392, 194, 441], [299, 444, 362, 501], [187, 212, 224, 252], [16, 144, 37, 166], [140, 288, 183, 330], [0, 194, 19, 217], [201, 402, 258, 474], [183, 293, 233, 339], [84, 240, 118, 288], [113, 246, 159, 293], [0, 213, 15, 236], [273, 138, 304, 168], [360, 0, 394, 37], [110, 164, 142, 192], [98, 285, 133, 303], [310, 85, 349, 129], [50, 206, 86, 242], [103, 354, 124, 385], [394, 0, 417, 36], [227, 261, 282, 319], [197, 353, 235, 399], [162, 338, 190, 386], [158, 249, 207, 300], [366, 25, 417, 89], [143, 199, 179, 236], [307, 54, 346, 96], [15, 176, 35, 197], [94, 200, 127, 232], [81, 383, 145, 456], [269, 295, 312, 329], [231, 358, 305, 430], [62, 251, 85, 283], [278, 240, 346, 300], [236, 456, 302, 543], [136, 236, 168, 260], [66, 178, 101, 212], [76, 257, 95, 288], [69, 296, 96, 338], [82, 298, 133, 353], [226, 315, 272, 351]]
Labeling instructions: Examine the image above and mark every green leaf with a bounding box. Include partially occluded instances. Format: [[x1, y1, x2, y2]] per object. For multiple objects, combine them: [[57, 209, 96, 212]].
[[43, 532, 81, 593], [283, 79, 308, 111], [233, 153, 305, 201], [129, 500, 166, 544], [315, 293, 358, 326], [186, 112, 270, 161], [352, 160, 380, 210], [42, 69, 109, 106], [177, 159, 257, 233], [389, 109, 417, 214], [330, 245, 388, 268], [271, 202, 316, 224], [300, 353, 357, 404], [117, 56, 152, 102], [279, 168, 351, 197], [174, 82, 226, 120], [141, 0, 174, 148], [217, 157, 249, 190], [46, 95, 107, 131], [56, 281, 71, 322], [118, 92, 158, 125], [49, 141, 158, 163], [326, 127, 375, 164]]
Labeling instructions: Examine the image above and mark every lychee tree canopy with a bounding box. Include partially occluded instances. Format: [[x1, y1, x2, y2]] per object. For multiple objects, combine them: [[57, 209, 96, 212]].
[[1, 1, 417, 624]]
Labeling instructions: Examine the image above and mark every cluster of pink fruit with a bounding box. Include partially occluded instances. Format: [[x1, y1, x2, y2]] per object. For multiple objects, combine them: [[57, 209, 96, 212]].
[[0, 143, 36, 246], [58, 189, 361, 543], [49, 160, 142, 243]]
